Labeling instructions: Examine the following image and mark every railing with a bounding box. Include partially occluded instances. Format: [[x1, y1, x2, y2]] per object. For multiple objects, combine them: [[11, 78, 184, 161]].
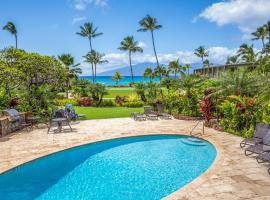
[[194, 62, 256, 77], [190, 120, 204, 136]]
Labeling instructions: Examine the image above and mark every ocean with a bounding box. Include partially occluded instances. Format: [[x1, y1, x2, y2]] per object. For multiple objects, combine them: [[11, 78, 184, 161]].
[[80, 76, 160, 86]]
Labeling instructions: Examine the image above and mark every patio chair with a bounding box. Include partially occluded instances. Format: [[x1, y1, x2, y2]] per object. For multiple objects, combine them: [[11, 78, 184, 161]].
[[245, 130, 270, 156], [256, 150, 270, 164], [65, 104, 86, 120], [3, 109, 25, 132], [47, 109, 72, 133], [157, 104, 172, 120], [144, 106, 158, 120], [240, 123, 269, 148], [131, 112, 147, 121]]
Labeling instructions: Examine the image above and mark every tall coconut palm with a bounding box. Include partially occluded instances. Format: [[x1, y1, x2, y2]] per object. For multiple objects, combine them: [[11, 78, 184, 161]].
[[194, 46, 209, 67], [84, 50, 108, 83], [76, 22, 103, 51], [58, 54, 82, 98], [264, 21, 270, 44], [3, 22, 18, 48], [143, 67, 155, 82], [118, 36, 143, 84], [251, 26, 267, 49], [138, 15, 162, 67], [237, 44, 257, 63], [168, 59, 185, 79], [77, 22, 103, 80]]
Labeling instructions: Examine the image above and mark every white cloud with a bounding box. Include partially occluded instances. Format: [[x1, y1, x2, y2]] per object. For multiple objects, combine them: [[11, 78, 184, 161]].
[[72, 16, 86, 24], [73, 0, 108, 11], [198, 0, 270, 37], [137, 41, 147, 49], [80, 47, 237, 75]]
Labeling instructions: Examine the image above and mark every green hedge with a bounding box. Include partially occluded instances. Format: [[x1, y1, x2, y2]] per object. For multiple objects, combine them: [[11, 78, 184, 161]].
[[55, 99, 77, 106]]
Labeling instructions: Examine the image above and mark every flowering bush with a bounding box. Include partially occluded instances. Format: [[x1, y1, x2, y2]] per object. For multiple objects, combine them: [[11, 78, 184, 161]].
[[77, 97, 92, 107], [219, 96, 260, 137], [199, 89, 214, 125]]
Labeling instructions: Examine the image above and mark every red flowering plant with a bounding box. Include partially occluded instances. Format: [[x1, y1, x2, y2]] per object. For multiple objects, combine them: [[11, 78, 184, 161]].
[[199, 89, 214, 126]]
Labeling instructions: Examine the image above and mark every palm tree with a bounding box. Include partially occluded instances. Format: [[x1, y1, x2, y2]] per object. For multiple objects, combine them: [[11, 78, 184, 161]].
[[58, 54, 82, 98], [237, 44, 257, 63], [77, 22, 103, 79], [210, 70, 257, 98], [168, 59, 185, 79], [138, 15, 162, 67], [143, 67, 155, 82], [3, 22, 18, 48], [118, 36, 143, 84], [226, 55, 239, 64], [178, 74, 203, 97], [194, 46, 209, 67], [251, 26, 267, 48], [182, 64, 191, 74], [84, 50, 108, 83], [76, 22, 103, 51], [112, 72, 122, 86], [154, 65, 166, 81], [264, 21, 270, 44]]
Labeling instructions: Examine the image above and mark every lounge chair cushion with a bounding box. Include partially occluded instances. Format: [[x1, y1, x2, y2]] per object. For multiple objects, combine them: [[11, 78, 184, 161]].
[[254, 123, 269, 139], [257, 152, 270, 162], [5, 109, 21, 122], [263, 130, 270, 146], [246, 145, 264, 154]]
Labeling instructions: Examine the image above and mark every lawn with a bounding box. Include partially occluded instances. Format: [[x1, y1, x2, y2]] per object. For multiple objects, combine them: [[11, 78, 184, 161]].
[[75, 106, 143, 120], [104, 87, 136, 99]]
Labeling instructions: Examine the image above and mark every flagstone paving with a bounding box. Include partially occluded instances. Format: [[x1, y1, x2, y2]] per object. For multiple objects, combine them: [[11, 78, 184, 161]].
[[0, 118, 269, 199]]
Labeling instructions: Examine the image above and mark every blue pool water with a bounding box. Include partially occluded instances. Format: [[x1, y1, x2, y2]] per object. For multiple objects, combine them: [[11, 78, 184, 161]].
[[0, 135, 216, 200]]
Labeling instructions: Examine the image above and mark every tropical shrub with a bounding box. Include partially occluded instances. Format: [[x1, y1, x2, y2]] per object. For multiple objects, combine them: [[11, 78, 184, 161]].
[[77, 97, 92, 107], [123, 101, 144, 108], [55, 99, 78, 106], [199, 89, 214, 125], [219, 96, 260, 137], [163, 90, 200, 116], [100, 99, 116, 107], [115, 96, 127, 106], [88, 83, 108, 106]]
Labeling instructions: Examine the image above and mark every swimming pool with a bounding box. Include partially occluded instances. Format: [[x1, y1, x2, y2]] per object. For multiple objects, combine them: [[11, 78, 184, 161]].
[[0, 135, 216, 200]]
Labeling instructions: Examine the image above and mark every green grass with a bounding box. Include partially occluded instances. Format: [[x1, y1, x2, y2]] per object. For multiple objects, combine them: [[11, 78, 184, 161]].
[[75, 106, 143, 120], [104, 87, 136, 99]]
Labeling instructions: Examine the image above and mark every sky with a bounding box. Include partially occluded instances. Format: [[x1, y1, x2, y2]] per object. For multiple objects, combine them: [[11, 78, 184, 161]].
[[0, 0, 270, 75]]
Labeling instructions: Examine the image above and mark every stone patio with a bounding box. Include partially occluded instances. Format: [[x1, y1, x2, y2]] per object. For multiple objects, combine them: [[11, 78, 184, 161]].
[[0, 118, 269, 199]]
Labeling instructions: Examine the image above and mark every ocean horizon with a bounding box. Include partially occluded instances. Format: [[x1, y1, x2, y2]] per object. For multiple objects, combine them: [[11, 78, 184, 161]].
[[80, 76, 160, 86]]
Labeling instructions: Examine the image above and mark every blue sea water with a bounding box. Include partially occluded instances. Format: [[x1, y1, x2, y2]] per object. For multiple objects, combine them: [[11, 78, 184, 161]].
[[80, 76, 160, 86], [0, 135, 216, 200]]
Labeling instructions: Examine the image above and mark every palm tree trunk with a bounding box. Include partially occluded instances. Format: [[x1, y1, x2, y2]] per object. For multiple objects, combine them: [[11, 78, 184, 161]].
[[94, 63, 97, 83], [262, 38, 265, 49], [65, 79, 69, 98], [151, 31, 159, 67], [15, 35, 17, 49], [129, 51, 134, 84], [89, 38, 93, 51], [91, 63, 95, 83]]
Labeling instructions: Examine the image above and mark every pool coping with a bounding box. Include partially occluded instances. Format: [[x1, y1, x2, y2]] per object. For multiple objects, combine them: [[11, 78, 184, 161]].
[[1, 118, 269, 199], [0, 132, 222, 199]]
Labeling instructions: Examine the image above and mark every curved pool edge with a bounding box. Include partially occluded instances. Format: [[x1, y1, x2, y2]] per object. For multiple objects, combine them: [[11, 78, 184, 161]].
[[0, 133, 222, 199], [164, 134, 223, 199]]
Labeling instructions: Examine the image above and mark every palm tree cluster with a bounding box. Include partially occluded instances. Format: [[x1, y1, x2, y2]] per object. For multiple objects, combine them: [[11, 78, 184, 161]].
[[77, 22, 107, 83]]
